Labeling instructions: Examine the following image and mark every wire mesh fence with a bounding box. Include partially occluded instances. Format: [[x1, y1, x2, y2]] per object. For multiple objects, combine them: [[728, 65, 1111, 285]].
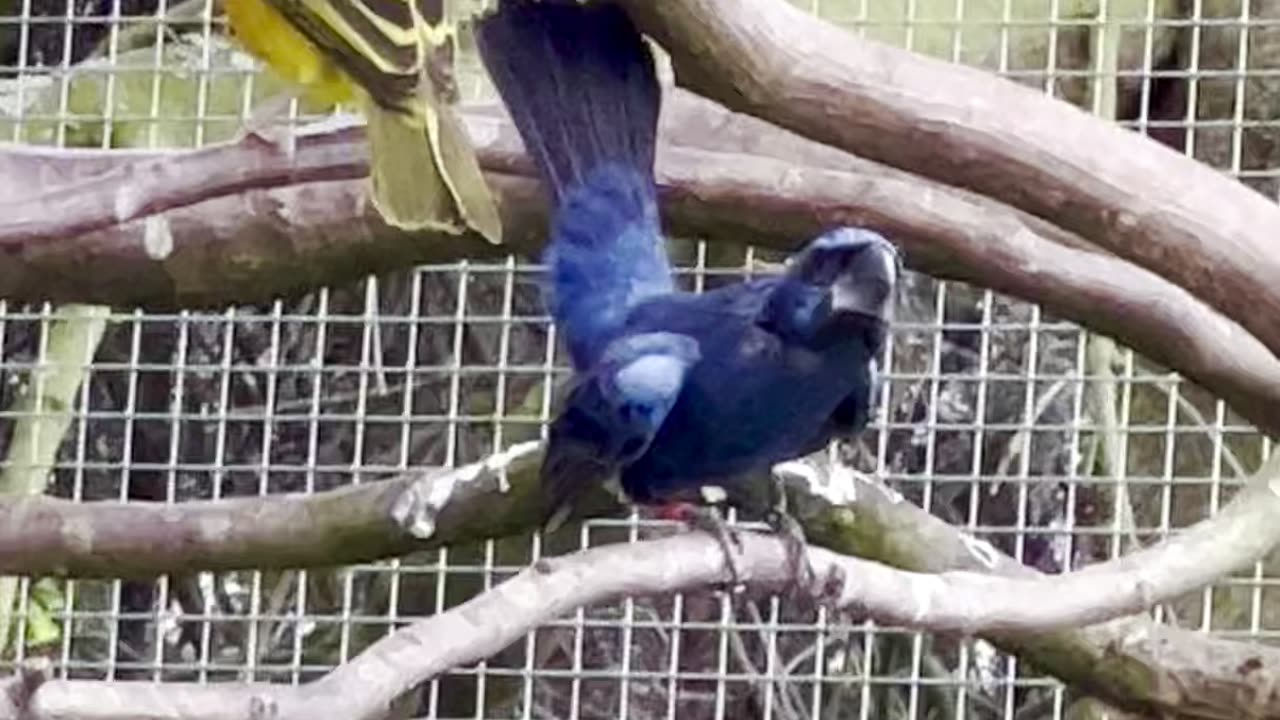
[[0, 0, 1276, 718]]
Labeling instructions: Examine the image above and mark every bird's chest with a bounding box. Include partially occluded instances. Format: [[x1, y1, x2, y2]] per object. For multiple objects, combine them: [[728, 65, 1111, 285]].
[[659, 333, 856, 452]]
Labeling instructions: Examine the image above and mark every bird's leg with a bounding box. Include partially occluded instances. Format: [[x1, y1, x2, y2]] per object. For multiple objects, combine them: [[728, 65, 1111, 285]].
[[655, 499, 745, 591], [764, 472, 817, 596]]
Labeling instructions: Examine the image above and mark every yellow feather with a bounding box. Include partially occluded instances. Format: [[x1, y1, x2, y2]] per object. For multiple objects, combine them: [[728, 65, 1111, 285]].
[[222, 0, 502, 241], [223, 0, 354, 108]]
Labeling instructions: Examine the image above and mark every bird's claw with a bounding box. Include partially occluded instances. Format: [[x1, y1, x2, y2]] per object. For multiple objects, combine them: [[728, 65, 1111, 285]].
[[764, 507, 817, 600], [659, 502, 745, 591], [764, 471, 818, 596]]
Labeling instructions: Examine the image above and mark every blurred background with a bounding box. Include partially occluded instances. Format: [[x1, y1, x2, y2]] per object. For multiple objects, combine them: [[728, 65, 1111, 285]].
[[0, 1, 1276, 718]]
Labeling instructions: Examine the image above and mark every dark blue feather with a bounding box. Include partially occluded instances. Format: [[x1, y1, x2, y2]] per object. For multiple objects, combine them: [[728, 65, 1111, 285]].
[[476, 1, 672, 368], [476, 1, 899, 525]]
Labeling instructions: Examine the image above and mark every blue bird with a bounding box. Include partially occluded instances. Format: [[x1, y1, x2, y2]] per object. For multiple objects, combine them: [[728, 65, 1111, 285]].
[[476, 1, 899, 539]]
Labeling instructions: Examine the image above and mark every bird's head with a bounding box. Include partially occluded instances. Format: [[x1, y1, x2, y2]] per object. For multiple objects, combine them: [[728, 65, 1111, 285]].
[[757, 227, 900, 352], [790, 227, 900, 325]]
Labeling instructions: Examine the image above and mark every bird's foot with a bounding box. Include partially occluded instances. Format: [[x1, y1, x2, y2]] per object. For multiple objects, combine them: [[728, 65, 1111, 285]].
[[763, 470, 817, 595], [764, 507, 818, 601], [657, 501, 745, 592]]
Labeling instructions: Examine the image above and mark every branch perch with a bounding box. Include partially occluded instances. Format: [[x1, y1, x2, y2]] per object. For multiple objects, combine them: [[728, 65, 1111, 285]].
[[777, 455, 1280, 718], [2, 92, 1279, 441], [3, 524, 1277, 720], [0, 441, 552, 578], [4, 440, 1280, 716], [0, 533, 1034, 720], [0, 2, 1271, 715]]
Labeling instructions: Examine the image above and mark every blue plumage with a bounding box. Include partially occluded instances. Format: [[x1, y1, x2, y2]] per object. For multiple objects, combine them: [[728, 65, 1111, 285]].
[[475, 1, 671, 368], [476, 0, 899, 525]]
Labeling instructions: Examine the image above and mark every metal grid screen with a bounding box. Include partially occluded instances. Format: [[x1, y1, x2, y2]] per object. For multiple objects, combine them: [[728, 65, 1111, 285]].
[[0, 1, 1276, 719]]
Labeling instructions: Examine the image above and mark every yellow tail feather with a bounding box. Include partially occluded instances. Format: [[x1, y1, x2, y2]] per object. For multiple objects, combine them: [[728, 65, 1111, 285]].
[[428, 99, 504, 245], [364, 102, 458, 232], [364, 98, 502, 243]]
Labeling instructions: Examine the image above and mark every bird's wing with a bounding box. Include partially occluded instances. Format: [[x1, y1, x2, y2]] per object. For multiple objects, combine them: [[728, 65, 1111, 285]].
[[226, 0, 501, 237], [541, 332, 700, 531], [275, 0, 426, 114]]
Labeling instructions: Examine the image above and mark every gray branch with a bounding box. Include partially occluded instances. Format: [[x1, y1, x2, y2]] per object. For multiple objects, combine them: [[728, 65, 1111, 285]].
[[5, 514, 1278, 720], [3, 441, 1280, 717], [2, 91, 1279, 439]]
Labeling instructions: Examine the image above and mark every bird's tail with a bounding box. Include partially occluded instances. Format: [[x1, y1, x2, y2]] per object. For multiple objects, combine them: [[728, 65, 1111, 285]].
[[474, 0, 659, 205], [364, 105, 454, 230], [364, 99, 504, 242]]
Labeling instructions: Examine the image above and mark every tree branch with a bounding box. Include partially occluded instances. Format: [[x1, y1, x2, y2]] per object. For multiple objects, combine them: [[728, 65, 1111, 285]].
[[618, 0, 1280, 364], [776, 455, 1280, 718], [0, 121, 537, 310], [3, 93, 1279, 440], [3, 440, 1280, 717], [0, 5, 1272, 715], [0, 441, 551, 578], [0, 533, 987, 720], [5, 521, 1279, 720]]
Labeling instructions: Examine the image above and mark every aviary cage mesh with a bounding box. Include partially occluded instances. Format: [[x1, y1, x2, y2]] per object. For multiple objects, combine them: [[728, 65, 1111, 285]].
[[0, 0, 1275, 718]]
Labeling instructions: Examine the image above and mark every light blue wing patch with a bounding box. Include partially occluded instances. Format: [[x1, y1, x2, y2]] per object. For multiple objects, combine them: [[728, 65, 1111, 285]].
[[540, 332, 701, 531]]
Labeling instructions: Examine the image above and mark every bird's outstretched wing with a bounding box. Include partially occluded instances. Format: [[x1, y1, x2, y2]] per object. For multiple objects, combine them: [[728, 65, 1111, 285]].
[[271, 0, 425, 113], [541, 332, 700, 531]]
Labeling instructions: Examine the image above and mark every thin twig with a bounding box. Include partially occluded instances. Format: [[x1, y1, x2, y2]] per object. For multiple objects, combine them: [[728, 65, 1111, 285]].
[[1085, 2, 1142, 557]]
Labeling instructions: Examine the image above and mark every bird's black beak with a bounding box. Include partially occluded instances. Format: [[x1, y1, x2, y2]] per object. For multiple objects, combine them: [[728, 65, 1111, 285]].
[[830, 239, 898, 322]]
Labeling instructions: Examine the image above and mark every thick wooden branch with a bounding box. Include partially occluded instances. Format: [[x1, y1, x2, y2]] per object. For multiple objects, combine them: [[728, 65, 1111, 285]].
[[3, 93, 1279, 441], [3, 443, 1280, 718], [0, 123, 539, 308], [777, 456, 1280, 717], [618, 0, 1280, 364], [0, 441, 552, 578], [0, 532, 1160, 720]]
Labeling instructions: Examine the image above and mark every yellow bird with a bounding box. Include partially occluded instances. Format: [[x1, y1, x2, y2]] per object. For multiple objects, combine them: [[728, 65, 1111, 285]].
[[223, 0, 502, 242]]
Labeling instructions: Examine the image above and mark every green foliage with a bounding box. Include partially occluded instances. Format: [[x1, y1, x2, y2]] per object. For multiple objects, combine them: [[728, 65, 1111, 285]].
[[23, 579, 65, 649]]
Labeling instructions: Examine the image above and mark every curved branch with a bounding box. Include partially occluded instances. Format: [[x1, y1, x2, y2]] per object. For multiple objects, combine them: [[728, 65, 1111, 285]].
[[618, 0, 1280, 363], [4, 401, 1280, 601], [4, 439, 1280, 716], [6, 519, 1280, 720], [649, 143, 1280, 439], [777, 455, 1280, 717], [3, 94, 1279, 438], [6, 439, 1280, 626], [0, 533, 1011, 719], [0, 124, 369, 248]]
